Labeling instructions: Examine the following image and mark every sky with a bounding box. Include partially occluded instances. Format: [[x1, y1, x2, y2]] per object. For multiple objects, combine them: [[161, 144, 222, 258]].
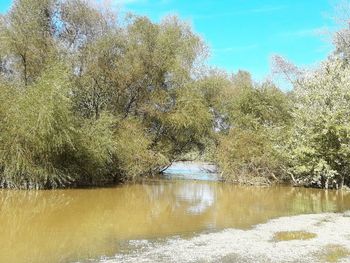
[[0, 0, 337, 85]]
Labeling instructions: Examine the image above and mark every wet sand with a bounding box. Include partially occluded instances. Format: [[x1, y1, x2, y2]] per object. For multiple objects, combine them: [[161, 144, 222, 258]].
[[106, 212, 350, 263]]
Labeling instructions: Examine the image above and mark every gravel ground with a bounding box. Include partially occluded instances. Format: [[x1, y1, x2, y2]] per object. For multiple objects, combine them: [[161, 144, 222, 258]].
[[102, 212, 350, 263]]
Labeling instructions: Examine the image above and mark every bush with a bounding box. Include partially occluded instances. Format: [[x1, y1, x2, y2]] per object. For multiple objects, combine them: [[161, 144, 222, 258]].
[[214, 80, 292, 185], [287, 59, 350, 189], [0, 64, 77, 189], [216, 128, 284, 185]]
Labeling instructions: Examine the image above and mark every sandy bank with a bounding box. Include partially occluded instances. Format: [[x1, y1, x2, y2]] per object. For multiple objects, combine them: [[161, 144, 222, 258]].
[[104, 212, 350, 263]]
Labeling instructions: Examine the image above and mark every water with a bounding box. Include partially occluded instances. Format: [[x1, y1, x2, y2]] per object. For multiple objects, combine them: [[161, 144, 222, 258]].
[[163, 162, 219, 181], [0, 171, 350, 262]]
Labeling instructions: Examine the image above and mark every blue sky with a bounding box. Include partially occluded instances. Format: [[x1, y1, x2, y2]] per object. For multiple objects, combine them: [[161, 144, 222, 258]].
[[0, 0, 336, 84]]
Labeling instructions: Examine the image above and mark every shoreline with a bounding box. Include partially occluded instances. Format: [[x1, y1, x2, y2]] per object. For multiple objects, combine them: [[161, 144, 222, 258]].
[[105, 212, 350, 263]]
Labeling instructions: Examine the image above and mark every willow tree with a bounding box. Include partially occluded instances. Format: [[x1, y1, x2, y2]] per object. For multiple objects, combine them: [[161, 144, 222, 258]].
[[0, 63, 77, 189], [0, 0, 214, 189], [214, 72, 292, 185], [67, 13, 212, 167], [0, 0, 58, 86], [287, 58, 350, 189]]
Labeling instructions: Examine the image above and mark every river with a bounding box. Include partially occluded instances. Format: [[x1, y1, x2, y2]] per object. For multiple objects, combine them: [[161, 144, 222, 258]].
[[0, 163, 350, 263]]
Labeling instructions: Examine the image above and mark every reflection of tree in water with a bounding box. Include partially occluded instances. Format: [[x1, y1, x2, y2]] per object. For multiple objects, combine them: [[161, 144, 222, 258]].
[[0, 184, 219, 263], [0, 190, 73, 234], [286, 187, 350, 213], [0, 190, 74, 263], [0, 183, 349, 263], [205, 185, 350, 229], [140, 181, 350, 230]]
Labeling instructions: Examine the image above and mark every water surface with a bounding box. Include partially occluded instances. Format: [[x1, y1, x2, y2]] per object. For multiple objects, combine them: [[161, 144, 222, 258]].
[[1, 180, 350, 263]]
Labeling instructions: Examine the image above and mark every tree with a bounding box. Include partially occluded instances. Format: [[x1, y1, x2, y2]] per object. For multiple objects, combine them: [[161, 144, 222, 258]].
[[0, 0, 214, 189], [0, 63, 76, 189], [287, 58, 350, 189], [0, 0, 58, 86], [215, 78, 292, 185]]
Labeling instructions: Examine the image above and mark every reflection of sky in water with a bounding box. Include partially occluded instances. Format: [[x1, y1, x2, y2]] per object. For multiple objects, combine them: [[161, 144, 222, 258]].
[[165, 181, 216, 215], [175, 182, 215, 215], [2, 179, 350, 263], [164, 162, 218, 214]]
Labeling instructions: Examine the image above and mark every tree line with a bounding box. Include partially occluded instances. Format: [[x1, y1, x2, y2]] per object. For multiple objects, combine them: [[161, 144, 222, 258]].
[[0, 0, 349, 189]]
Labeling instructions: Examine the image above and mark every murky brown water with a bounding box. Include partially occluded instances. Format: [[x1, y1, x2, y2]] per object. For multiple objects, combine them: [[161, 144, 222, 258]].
[[0, 180, 350, 263]]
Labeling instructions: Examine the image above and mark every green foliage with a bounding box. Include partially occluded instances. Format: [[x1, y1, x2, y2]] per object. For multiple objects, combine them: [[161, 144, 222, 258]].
[[216, 128, 281, 185], [215, 77, 292, 184], [75, 114, 166, 184], [0, 63, 76, 189], [0, 0, 57, 86], [228, 80, 291, 129], [113, 119, 168, 178], [0, 0, 212, 189], [287, 59, 350, 188], [3, 0, 349, 190]]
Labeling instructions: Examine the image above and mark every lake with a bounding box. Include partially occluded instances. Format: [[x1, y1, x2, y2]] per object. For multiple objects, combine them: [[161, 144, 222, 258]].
[[1, 164, 350, 262]]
